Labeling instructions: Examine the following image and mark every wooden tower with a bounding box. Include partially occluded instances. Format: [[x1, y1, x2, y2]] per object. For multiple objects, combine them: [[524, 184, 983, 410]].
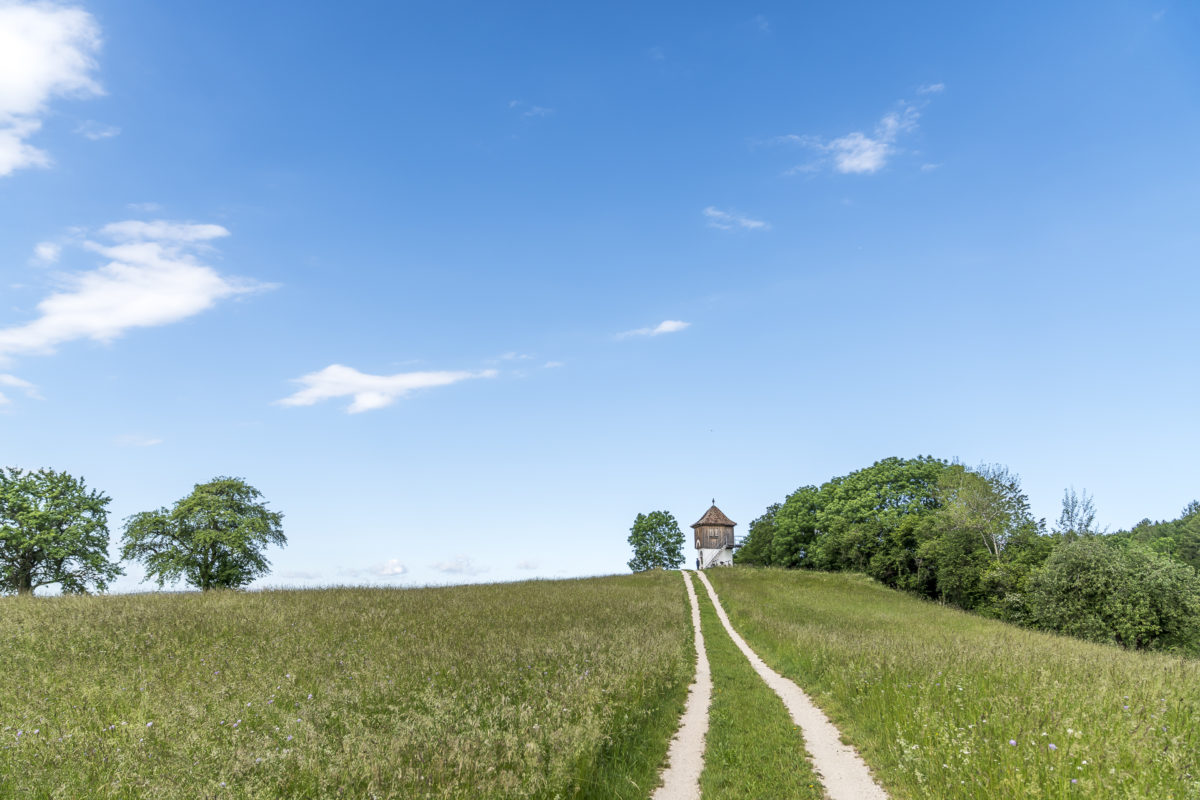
[[692, 501, 737, 569]]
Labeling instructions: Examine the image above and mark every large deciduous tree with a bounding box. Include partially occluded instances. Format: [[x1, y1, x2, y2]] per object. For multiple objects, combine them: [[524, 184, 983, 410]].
[[121, 477, 285, 591], [627, 510, 684, 572], [0, 467, 121, 596]]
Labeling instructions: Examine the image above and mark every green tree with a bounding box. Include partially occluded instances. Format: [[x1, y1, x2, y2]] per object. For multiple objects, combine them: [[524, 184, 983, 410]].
[[0, 467, 121, 596], [1054, 487, 1100, 540], [121, 477, 285, 591], [734, 503, 779, 566], [627, 511, 684, 572]]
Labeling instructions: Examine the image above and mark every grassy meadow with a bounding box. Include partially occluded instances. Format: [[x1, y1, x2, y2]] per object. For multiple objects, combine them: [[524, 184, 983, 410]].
[[708, 567, 1200, 800], [0, 573, 692, 800]]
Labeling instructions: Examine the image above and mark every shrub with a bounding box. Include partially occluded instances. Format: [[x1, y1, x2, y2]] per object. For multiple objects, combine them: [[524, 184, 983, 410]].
[[1026, 538, 1200, 653]]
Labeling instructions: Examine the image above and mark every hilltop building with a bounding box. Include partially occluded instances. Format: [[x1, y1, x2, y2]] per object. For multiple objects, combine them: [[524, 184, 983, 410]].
[[692, 501, 739, 569]]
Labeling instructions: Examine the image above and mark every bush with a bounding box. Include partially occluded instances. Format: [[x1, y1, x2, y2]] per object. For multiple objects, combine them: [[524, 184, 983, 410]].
[[1026, 538, 1200, 653]]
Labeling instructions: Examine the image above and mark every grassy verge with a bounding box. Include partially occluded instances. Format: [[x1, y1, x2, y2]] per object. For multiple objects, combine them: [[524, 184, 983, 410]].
[[692, 572, 827, 800], [0, 572, 691, 800], [707, 567, 1200, 800]]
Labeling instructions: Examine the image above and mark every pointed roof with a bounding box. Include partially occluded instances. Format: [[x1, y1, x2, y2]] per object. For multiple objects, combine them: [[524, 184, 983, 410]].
[[691, 504, 736, 529]]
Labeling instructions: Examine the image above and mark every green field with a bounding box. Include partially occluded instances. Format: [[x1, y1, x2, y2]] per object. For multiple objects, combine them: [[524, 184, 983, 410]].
[[708, 567, 1200, 800], [0, 574, 691, 800]]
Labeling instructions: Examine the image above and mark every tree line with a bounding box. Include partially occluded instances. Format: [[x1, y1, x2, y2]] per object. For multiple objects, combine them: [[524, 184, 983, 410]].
[[0, 468, 285, 596], [735, 456, 1200, 654]]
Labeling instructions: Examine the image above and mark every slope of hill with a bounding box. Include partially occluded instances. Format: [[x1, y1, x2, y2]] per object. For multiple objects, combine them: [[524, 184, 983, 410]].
[[0, 574, 691, 799], [708, 567, 1200, 800]]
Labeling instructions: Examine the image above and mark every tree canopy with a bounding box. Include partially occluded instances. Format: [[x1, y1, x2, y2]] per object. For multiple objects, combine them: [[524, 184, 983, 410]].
[[627, 510, 684, 572], [121, 477, 285, 591], [0, 467, 121, 596]]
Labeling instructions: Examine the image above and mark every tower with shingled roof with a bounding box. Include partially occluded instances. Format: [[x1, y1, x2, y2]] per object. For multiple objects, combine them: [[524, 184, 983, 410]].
[[692, 500, 738, 569]]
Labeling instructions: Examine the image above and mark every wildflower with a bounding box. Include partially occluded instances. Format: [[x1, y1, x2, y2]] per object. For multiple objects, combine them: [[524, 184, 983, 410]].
[[1049, 743, 1057, 751], [147, 722, 153, 728], [286, 735, 293, 741], [1072, 779, 1078, 784], [1009, 740, 1017, 746]]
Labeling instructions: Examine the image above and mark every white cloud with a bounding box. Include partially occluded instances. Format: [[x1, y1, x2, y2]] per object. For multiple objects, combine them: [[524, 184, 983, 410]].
[[0, 2, 103, 177], [917, 82, 945, 94], [0, 373, 40, 404], [279, 364, 498, 414], [375, 559, 407, 576], [618, 319, 691, 338], [515, 559, 539, 570], [751, 14, 771, 32], [703, 206, 769, 231], [75, 119, 119, 140], [543, 361, 564, 369], [0, 220, 269, 361], [127, 201, 162, 213], [32, 241, 60, 263], [431, 556, 487, 576], [778, 102, 925, 175], [114, 434, 162, 447]]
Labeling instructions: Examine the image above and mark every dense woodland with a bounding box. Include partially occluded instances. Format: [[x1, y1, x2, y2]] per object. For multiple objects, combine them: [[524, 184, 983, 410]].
[[735, 457, 1200, 654]]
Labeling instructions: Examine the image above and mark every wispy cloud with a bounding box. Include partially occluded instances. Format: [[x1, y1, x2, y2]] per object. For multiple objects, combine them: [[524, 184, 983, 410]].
[[375, 559, 407, 576], [515, 559, 539, 570], [279, 364, 497, 414], [543, 361, 564, 369], [751, 14, 771, 32], [75, 120, 119, 140], [618, 320, 691, 339], [0, 2, 103, 177], [0, 220, 270, 362], [776, 97, 932, 175], [32, 242, 60, 264], [278, 569, 323, 581], [0, 374, 40, 404], [703, 206, 769, 231], [508, 100, 554, 118], [647, 45, 666, 62], [431, 556, 487, 576], [917, 82, 945, 94], [114, 434, 162, 447]]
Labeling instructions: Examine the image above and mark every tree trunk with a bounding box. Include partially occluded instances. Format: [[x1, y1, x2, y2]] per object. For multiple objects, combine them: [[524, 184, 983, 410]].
[[16, 574, 34, 596]]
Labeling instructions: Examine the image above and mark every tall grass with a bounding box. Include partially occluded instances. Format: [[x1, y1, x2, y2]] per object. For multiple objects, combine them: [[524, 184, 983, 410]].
[[0, 573, 691, 799], [708, 567, 1200, 800]]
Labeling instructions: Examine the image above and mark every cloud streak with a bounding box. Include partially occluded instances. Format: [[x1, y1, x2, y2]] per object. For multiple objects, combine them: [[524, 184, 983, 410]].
[[0, 373, 40, 404], [0, 2, 103, 177], [0, 220, 269, 361], [431, 556, 487, 576], [617, 320, 690, 339], [279, 364, 497, 413], [703, 206, 769, 231]]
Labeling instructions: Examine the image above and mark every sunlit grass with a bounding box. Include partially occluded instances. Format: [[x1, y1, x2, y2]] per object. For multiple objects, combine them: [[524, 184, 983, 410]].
[[692, 572, 826, 800], [707, 567, 1200, 800], [0, 573, 692, 799]]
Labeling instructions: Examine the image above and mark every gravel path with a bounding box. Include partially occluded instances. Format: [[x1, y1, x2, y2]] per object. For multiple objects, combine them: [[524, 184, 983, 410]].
[[695, 571, 890, 800], [652, 571, 711, 800]]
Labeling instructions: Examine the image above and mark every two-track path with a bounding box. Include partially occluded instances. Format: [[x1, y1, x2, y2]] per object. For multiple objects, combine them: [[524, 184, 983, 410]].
[[653, 570, 890, 800]]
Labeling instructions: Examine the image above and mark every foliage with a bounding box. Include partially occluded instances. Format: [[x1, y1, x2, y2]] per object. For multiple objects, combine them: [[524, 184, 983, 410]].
[[121, 477, 285, 591], [626, 510, 684, 572], [732, 503, 778, 567], [1112, 500, 1200, 572], [1026, 538, 1200, 652], [710, 567, 1200, 800], [0, 572, 691, 799], [1054, 486, 1101, 540], [0, 467, 121, 596]]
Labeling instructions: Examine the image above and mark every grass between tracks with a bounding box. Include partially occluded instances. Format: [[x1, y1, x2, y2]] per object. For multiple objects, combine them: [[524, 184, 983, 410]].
[[707, 567, 1200, 800], [0, 572, 692, 800], [692, 572, 827, 800]]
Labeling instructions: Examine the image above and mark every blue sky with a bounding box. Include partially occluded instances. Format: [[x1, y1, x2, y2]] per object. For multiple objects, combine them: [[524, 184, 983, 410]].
[[2, 0, 1197, 591]]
